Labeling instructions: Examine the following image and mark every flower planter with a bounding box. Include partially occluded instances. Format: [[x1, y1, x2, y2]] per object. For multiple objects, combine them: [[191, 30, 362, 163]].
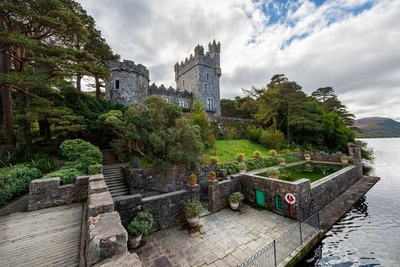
[[229, 202, 240, 210], [304, 157, 311, 161], [128, 235, 142, 249], [186, 216, 199, 227], [279, 161, 285, 165], [341, 159, 349, 164], [239, 170, 246, 174], [268, 175, 279, 179], [189, 179, 197, 185], [210, 175, 216, 181]]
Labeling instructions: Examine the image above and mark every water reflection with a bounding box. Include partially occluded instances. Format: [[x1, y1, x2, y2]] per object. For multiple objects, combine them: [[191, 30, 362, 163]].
[[296, 138, 400, 266]]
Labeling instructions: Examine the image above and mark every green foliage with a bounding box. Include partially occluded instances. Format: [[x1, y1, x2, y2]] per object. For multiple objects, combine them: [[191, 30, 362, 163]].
[[43, 166, 84, 185], [253, 151, 261, 158], [189, 100, 215, 149], [183, 199, 204, 218], [260, 129, 285, 150], [126, 211, 154, 237], [236, 153, 244, 161], [266, 167, 280, 176], [237, 162, 247, 170], [101, 96, 203, 171], [60, 139, 102, 172], [0, 165, 43, 208], [88, 165, 100, 175], [246, 125, 262, 143], [209, 171, 216, 176], [189, 174, 197, 181], [269, 150, 277, 156], [229, 192, 244, 203], [209, 156, 218, 164]]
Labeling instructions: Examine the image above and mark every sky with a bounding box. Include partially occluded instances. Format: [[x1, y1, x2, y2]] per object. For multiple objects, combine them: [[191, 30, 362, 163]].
[[78, 0, 400, 121]]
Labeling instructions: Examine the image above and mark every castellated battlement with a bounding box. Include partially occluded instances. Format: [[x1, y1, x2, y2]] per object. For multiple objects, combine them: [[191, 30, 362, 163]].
[[149, 83, 193, 98], [107, 59, 150, 81], [174, 40, 221, 81]]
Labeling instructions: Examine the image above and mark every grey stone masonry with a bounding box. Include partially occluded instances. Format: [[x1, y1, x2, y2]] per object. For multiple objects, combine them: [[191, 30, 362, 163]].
[[88, 191, 114, 217]]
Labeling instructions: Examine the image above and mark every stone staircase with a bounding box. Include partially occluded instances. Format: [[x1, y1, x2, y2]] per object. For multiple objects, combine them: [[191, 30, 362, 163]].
[[103, 163, 130, 198], [101, 149, 120, 165]]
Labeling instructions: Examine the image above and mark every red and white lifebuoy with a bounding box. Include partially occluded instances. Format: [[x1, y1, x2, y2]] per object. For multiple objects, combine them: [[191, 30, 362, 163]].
[[285, 193, 296, 204]]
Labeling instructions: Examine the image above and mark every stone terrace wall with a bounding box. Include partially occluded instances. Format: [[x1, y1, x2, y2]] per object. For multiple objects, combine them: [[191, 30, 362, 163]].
[[28, 175, 89, 211], [208, 177, 242, 212], [114, 185, 199, 232]]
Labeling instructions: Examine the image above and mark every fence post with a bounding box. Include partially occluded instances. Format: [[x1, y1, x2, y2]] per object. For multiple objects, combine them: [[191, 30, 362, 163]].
[[299, 222, 303, 245], [274, 240, 277, 267]]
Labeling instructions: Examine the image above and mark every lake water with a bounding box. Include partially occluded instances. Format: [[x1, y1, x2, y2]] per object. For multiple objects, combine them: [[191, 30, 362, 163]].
[[297, 138, 400, 266]]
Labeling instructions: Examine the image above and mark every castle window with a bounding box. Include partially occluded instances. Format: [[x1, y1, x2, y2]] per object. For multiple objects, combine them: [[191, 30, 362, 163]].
[[207, 98, 213, 111], [179, 99, 185, 107], [183, 80, 185, 87], [115, 80, 120, 89], [163, 96, 169, 103], [204, 83, 207, 90], [212, 87, 215, 94], [206, 73, 209, 80]]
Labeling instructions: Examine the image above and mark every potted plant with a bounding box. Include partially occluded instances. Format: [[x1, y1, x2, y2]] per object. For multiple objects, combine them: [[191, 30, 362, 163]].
[[228, 192, 244, 210], [126, 210, 153, 249], [237, 162, 247, 173], [236, 153, 244, 161], [269, 149, 277, 156], [278, 157, 285, 165], [253, 151, 261, 159], [282, 149, 290, 155], [189, 173, 197, 185], [210, 156, 218, 165], [266, 167, 280, 179], [341, 155, 350, 164], [303, 153, 311, 161], [183, 199, 204, 227], [294, 148, 301, 153], [209, 170, 217, 181]]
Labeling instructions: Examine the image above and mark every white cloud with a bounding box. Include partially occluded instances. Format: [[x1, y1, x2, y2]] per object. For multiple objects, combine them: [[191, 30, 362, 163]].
[[78, 0, 400, 121]]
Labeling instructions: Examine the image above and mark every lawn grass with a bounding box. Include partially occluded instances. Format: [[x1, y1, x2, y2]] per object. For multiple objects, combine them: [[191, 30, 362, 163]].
[[204, 139, 277, 164]]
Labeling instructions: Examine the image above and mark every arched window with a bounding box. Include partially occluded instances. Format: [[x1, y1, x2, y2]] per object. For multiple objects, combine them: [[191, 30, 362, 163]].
[[206, 73, 209, 80], [275, 195, 283, 211], [179, 99, 185, 107], [204, 83, 207, 90], [163, 96, 169, 103], [115, 80, 120, 89], [212, 86, 215, 94], [207, 98, 213, 111]]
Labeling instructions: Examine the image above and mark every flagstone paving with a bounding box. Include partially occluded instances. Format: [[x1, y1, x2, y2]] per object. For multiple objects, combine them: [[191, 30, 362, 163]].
[[134, 205, 298, 267]]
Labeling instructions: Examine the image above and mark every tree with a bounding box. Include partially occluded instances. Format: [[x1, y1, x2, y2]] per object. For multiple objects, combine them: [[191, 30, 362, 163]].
[[189, 100, 215, 148], [312, 87, 355, 126], [100, 96, 204, 171]]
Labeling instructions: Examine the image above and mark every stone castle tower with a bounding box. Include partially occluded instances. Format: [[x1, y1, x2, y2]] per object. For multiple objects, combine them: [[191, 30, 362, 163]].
[[105, 40, 221, 116], [175, 40, 222, 116]]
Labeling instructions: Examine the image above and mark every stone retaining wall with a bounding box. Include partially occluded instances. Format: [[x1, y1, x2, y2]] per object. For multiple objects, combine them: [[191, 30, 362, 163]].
[[28, 175, 90, 211], [208, 177, 241, 212]]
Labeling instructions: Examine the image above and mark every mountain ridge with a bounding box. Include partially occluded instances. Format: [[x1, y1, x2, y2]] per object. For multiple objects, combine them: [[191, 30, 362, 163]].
[[354, 117, 400, 138]]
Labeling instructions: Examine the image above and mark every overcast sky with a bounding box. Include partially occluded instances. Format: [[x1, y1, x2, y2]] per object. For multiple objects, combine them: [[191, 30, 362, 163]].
[[78, 0, 400, 121]]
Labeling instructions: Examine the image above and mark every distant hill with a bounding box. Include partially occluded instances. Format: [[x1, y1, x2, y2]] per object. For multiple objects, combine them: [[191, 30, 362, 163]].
[[354, 117, 400, 138]]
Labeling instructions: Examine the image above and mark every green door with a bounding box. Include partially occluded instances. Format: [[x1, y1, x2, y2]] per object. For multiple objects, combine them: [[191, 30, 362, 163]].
[[255, 190, 265, 207]]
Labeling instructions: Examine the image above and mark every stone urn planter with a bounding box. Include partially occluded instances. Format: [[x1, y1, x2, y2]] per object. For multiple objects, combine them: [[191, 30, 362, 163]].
[[128, 235, 142, 249], [183, 199, 204, 227], [341, 155, 349, 164], [303, 154, 311, 161], [127, 211, 153, 249], [266, 168, 280, 179], [237, 162, 247, 174], [278, 157, 285, 165], [228, 192, 244, 210]]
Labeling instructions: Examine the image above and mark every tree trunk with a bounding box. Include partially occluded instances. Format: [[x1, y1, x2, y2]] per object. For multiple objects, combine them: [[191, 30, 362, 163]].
[[39, 119, 51, 140], [76, 73, 82, 92], [95, 74, 101, 99], [1, 50, 15, 145]]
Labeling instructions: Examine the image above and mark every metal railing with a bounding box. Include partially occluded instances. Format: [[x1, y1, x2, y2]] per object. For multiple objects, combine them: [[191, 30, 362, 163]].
[[239, 211, 320, 267]]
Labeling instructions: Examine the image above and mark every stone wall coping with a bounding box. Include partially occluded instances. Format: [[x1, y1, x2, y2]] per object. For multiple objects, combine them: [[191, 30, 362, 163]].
[[141, 190, 188, 202], [89, 174, 105, 182], [311, 165, 356, 188], [113, 194, 142, 202], [89, 180, 109, 195]]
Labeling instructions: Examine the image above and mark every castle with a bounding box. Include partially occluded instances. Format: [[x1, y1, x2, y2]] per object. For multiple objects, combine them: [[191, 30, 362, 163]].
[[105, 40, 222, 116]]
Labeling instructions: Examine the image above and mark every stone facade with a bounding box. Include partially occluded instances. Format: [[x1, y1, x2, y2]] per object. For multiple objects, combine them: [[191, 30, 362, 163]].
[[105, 40, 222, 116]]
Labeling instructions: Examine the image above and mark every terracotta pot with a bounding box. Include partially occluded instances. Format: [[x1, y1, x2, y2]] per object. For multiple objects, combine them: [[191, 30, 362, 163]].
[[229, 202, 239, 210], [128, 235, 142, 249], [304, 157, 311, 161], [210, 175, 216, 181], [189, 179, 196, 185], [268, 174, 279, 179], [186, 216, 199, 227], [341, 159, 349, 164]]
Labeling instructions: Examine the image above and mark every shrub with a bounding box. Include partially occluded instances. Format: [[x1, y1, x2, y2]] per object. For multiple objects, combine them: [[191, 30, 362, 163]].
[[183, 199, 204, 218], [60, 139, 102, 172], [236, 153, 244, 161], [43, 166, 84, 184], [294, 148, 301, 153], [266, 167, 280, 176], [253, 151, 261, 158], [0, 165, 43, 208], [246, 125, 262, 143], [127, 211, 154, 237], [237, 162, 247, 171], [259, 129, 285, 150], [209, 156, 218, 164], [282, 149, 290, 155]]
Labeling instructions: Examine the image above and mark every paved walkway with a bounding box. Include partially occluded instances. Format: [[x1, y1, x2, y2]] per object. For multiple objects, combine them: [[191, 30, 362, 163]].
[[134, 205, 299, 267], [0, 202, 84, 267]]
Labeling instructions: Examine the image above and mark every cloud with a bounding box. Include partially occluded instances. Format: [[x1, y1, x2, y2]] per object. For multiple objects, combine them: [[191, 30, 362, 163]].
[[78, 0, 400, 121]]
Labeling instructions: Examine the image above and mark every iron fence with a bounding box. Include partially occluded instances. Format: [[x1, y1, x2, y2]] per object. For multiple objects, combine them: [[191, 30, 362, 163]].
[[239, 211, 320, 267]]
